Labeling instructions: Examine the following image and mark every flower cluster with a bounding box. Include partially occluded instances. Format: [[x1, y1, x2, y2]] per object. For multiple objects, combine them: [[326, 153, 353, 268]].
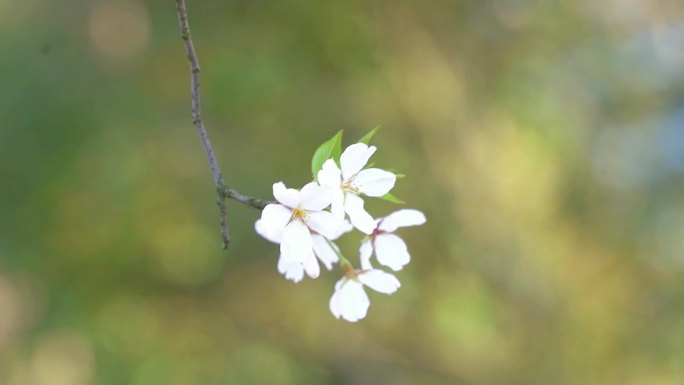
[[255, 131, 425, 322]]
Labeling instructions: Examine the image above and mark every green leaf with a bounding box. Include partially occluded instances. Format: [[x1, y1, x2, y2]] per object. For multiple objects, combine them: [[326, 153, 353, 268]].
[[379, 192, 405, 204], [358, 125, 381, 144], [395, 173, 406, 179], [311, 130, 343, 179], [330, 133, 343, 162]]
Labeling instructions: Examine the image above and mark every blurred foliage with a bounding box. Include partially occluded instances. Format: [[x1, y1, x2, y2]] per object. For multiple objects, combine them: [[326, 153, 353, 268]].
[[1, 0, 684, 384]]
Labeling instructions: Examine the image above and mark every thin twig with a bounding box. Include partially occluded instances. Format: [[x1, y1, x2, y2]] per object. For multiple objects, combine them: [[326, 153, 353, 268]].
[[222, 187, 272, 210], [175, 0, 272, 248]]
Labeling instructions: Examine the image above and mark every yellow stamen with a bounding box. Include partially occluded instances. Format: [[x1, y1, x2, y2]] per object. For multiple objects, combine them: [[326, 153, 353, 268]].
[[291, 207, 307, 221], [341, 180, 359, 193]]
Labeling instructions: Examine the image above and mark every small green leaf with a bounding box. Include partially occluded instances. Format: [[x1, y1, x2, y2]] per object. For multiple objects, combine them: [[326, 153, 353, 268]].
[[311, 130, 343, 179], [379, 192, 405, 204], [330, 133, 343, 162], [395, 173, 406, 179], [358, 125, 381, 144]]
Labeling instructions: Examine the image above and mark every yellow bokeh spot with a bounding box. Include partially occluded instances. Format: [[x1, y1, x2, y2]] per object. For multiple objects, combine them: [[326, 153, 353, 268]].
[[88, 0, 150, 65]]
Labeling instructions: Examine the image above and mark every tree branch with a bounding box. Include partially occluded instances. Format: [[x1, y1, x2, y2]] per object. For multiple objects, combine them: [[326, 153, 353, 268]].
[[222, 187, 272, 210], [175, 0, 272, 249]]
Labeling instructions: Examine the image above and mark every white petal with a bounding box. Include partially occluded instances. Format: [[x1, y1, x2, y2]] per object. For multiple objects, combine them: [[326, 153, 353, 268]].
[[329, 279, 346, 319], [299, 182, 332, 211], [307, 211, 351, 239], [334, 280, 370, 322], [358, 270, 401, 294], [260, 204, 292, 235], [330, 188, 345, 219], [302, 250, 320, 278], [272, 182, 300, 208], [374, 234, 411, 271], [312, 235, 339, 270], [317, 159, 342, 187], [359, 240, 374, 270], [354, 168, 396, 197], [285, 266, 305, 282], [277, 254, 304, 283], [378, 209, 427, 232], [255, 220, 282, 244], [344, 194, 376, 234], [340, 143, 376, 180], [277, 253, 290, 274], [280, 220, 313, 263]]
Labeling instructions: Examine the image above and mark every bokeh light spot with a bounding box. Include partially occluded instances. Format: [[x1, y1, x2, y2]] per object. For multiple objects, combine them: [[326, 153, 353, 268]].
[[88, 0, 150, 65], [30, 330, 95, 385]]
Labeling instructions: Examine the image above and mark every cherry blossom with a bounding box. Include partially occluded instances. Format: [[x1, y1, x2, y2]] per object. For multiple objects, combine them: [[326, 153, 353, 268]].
[[251, 132, 426, 322], [317, 143, 396, 234], [360, 209, 426, 271], [329, 269, 401, 322], [258, 182, 349, 279], [255, 219, 351, 283]]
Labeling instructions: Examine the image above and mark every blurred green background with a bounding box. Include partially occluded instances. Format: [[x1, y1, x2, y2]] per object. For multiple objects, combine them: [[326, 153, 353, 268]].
[[2, 0, 684, 384]]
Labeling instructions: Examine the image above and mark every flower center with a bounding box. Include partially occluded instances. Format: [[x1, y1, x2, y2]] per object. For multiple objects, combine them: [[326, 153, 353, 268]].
[[291, 207, 308, 221], [342, 263, 357, 278], [341, 180, 359, 194]]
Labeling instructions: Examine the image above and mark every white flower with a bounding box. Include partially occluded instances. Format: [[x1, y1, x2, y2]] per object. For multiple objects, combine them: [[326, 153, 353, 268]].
[[317, 143, 396, 235], [329, 269, 400, 322], [257, 182, 350, 280], [255, 219, 351, 283], [359, 209, 426, 271]]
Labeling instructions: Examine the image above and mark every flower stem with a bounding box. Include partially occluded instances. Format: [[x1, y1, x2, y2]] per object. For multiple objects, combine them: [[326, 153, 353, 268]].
[[323, 237, 353, 269]]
